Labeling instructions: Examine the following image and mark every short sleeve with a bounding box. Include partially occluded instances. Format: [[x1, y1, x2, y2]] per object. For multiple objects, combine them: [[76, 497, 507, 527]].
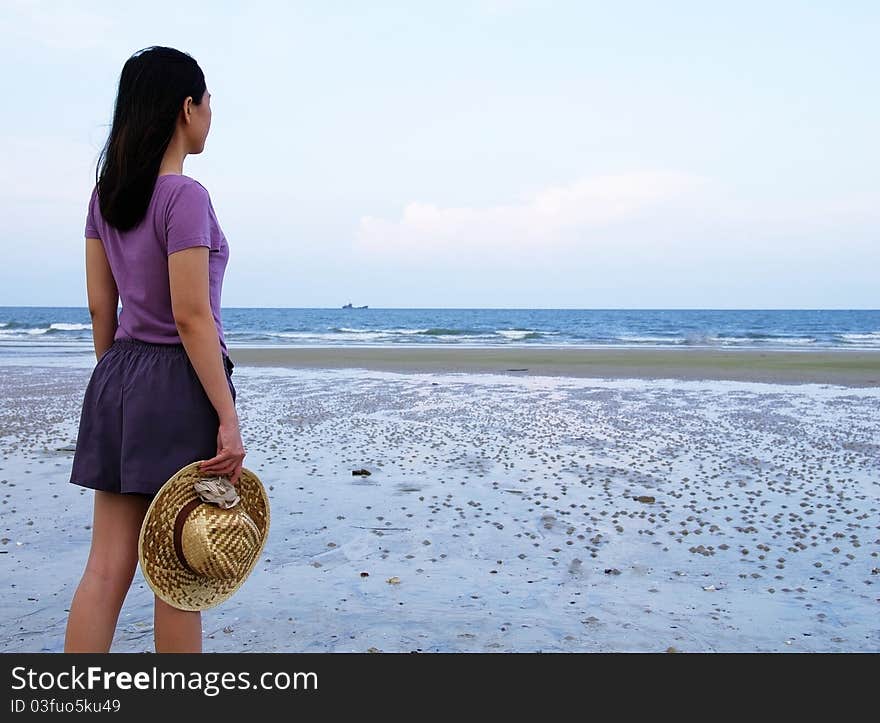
[[165, 181, 213, 256], [85, 185, 101, 239]]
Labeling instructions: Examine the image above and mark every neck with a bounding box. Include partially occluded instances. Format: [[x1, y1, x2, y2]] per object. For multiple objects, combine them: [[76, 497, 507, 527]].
[[159, 137, 188, 176]]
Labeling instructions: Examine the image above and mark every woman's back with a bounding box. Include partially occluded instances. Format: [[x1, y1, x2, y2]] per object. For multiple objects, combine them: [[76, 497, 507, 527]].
[[85, 173, 230, 356]]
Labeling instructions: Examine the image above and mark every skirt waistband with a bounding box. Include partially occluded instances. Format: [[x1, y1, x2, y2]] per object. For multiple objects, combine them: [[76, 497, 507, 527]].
[[112, 338, 187, 354], [110, 338, 233, 370]]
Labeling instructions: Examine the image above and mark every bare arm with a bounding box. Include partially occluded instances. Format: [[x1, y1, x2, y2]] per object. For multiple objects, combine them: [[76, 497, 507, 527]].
[[168, 246, 237, 424], [85, 237, 119, 361]]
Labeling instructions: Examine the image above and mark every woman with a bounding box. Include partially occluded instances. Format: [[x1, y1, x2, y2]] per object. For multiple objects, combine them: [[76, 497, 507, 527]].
[[64, 46, 246, 653]]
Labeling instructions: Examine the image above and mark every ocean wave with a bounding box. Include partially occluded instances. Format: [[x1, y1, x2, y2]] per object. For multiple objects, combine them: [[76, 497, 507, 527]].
[[761, 336, 816, 345], [50, 322, 92, 331], [271, 330, 389, 341], [334, 327, 433, 336], [841, 332, 880, 341], [0, 322, 93, 336], [838, 333, 880, 347], [616, 334, 821, 347], [418, 327, 469, 336], [0, 327, 52, 335], [617, 335, 680, 343], [335, 327, 378, 334], [496, 329, 543, 340]]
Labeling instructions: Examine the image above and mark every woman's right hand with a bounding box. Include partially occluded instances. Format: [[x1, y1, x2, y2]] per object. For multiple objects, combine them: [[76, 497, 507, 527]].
[[199, 416, 246, 486]]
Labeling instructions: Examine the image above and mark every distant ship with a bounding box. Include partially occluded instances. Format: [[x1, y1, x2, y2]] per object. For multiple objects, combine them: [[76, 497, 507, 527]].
[[342, 302, 368, 309]]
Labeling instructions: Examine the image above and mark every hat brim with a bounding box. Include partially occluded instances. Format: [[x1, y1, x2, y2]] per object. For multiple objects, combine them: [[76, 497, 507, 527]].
[[138, 460, 270, 611]]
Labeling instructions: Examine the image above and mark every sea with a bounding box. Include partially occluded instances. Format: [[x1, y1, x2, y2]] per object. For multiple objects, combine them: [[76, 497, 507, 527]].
[[1, 307, 879, 360]]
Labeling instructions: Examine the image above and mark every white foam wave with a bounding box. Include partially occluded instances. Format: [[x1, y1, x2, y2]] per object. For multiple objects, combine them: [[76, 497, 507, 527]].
[[496, 329, 535, 340], [50, 322, 92, 331], [337, 327, 432, 335], [0, 327, 50, 335], [617, 335, 680, 343], [841, 332, 880, 341], [272, 331, 390, 342], [771, 337, 816, 345]]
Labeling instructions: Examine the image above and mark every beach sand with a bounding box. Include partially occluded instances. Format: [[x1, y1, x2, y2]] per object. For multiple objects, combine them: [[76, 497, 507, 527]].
[[229, 346, 880, 387], [1, 348, 878, 652]]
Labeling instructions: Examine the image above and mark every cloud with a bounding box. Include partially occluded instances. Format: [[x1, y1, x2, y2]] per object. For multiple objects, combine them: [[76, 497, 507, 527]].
[[354, 171, 711, 260], [353, 170, 880, 269]]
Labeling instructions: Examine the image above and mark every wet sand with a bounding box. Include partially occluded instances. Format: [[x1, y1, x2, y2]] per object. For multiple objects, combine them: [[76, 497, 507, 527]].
[[229, 347, 880, 387], [0, 351, 878, 652]]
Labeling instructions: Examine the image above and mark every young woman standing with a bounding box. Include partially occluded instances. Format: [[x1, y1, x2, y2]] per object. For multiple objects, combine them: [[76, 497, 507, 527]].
[[64, 46, 246, 653]]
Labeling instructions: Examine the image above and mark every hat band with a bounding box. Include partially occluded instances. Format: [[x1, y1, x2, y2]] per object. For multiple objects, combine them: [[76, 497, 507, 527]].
[[172, 497, 205, 575]]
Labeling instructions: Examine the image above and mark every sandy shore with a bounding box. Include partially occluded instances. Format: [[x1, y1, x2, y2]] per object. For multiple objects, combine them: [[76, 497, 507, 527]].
[[228, 347, 880, 387], [1, 355, 878, 652]]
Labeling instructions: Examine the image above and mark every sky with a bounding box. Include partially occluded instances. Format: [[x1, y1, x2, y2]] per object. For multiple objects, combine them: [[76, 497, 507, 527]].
[[1, 0, 877, 309]]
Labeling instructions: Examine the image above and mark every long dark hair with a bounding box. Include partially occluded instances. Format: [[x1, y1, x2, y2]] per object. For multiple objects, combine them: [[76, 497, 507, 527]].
[[94, 46, 206, 231]]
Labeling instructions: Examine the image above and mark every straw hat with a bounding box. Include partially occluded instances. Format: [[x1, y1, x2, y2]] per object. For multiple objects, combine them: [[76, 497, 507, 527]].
[[138, 460, 270, 611]]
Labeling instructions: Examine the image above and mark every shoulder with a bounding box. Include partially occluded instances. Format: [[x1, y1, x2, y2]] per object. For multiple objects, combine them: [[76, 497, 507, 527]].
[[87, 182, 103, 220], [162, 175, 210, 207], [85, 183, 102, 237], [158, 175, 221, 231], [176, 174, 208, 191], [184, 175, 209, 193], [160, 173, 206, 190]]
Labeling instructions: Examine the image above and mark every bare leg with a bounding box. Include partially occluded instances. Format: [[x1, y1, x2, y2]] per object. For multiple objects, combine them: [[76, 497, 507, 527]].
[[64, 490, 150, 652], [154, 595, 202, 653]]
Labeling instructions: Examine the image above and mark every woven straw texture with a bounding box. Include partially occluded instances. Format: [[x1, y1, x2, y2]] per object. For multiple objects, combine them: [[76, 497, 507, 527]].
[[138, 460, 270, 611]]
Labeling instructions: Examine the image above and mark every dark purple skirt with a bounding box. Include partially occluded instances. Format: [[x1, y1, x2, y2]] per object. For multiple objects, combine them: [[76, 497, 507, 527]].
[[69, 338, 237, 497]]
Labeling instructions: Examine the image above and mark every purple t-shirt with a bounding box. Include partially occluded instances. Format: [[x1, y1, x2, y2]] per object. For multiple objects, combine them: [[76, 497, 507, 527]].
[[85, 174, 230, 357]]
